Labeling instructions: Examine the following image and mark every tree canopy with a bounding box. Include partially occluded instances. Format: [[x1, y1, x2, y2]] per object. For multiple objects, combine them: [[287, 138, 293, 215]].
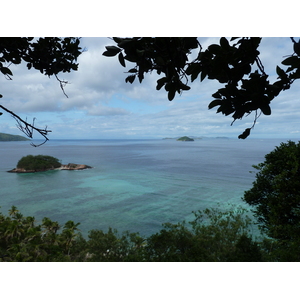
[[243, 141, 300, 260], [103, 37, 300, 139], [0, 37, 82, 146], [243, 141, 300, 240], [16, 154, 61, 171]]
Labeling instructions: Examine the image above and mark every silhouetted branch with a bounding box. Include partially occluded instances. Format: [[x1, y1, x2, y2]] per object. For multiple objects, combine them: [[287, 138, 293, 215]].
[[0, 105, 51, 147], [55, 75, 69, 98]]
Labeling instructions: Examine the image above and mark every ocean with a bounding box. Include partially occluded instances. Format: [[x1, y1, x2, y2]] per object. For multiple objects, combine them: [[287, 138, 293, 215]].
[[0, 137, 293, 237]]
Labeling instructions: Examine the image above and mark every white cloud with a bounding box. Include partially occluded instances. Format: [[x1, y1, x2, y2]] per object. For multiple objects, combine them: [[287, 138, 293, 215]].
[[1, 37, 300, 140], [85, 104, 130, 116]]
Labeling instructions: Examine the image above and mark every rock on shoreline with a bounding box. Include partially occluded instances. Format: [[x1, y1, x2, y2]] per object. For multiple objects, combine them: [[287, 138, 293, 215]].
[[60, 163, 92, 171], [8, 163, 92, 173]]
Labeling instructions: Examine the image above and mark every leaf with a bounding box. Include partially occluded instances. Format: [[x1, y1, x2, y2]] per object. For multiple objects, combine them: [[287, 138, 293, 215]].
[[260, 104, 271, 115], [276, 66, 286, 78], [0, 67, 13, 76], [106, 46, 120, 52], [281, 56, 300, 66], [156, 77, 167, 90], [208, 44, 221, 54], [118, 52, 126, 67], [220, 37, 229, 49], [102, 51, 115, 57], [200, 70, 207, 82], [113, 37, 123, 43], [293, 41, 300, 56], [212, 91, 221, 98], [238, 128, 251, 139], [191, 72, 198, 82], [168, 89, 176, 101], [208, 99, 222, 109], [179, 82, 191, 91], [186, 63, 202, 82], [125, 75, 135, 84], [102, 46, 121, 57]]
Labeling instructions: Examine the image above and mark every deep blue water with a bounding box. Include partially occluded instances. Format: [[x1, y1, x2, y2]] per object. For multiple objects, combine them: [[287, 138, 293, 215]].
[[0, 138, 294, 237]]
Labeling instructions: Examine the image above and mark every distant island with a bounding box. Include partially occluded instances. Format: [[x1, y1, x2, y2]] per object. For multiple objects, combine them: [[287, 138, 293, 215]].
[[177, 136, 194, 141], [0, 132, 30, 141], [8, 155, 92, 173], [163, 136, 229, 140]]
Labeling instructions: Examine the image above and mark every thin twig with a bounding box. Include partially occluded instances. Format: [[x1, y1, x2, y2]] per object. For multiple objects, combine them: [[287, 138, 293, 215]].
[[55, 75, 69, 98], [0, 105, 51, 147]]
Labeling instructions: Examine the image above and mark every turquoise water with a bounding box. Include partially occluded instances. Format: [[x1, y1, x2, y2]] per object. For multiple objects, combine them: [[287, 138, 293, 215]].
[[0, 138, 291, 237]]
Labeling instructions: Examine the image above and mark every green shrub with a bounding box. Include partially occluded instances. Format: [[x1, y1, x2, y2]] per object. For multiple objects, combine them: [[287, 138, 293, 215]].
[[0, 205, 266, 262]]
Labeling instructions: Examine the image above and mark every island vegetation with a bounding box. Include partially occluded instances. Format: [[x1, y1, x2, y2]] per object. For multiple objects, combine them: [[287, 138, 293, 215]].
[[8, 155, 91, 173], [177, 136, 194, 141], [0, 132, 29, 142]]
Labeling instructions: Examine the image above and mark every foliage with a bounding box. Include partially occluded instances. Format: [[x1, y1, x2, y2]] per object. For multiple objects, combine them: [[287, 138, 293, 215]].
[[0, 206, 84, 262], [86, 228, 145, 262], [0, 37, 81, 77], [144, 206, 262, 261], [243, 140, 300, 260], [0, 205, 267, 262], [0, 37, 82, 146], [103, 37, 300, 138], [17, 154, 61, 171]]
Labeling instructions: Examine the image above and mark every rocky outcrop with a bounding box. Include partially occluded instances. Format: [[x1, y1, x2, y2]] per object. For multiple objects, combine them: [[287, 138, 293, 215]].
[[59, 163, 92, 170], [8, 167, 56, 173]]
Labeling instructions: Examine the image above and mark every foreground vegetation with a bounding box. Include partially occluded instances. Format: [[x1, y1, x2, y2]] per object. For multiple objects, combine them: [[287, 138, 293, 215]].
[[0, 204, 294, 262]]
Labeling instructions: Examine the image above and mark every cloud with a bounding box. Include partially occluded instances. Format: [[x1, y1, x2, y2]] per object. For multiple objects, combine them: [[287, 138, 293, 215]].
[[1, 37, 300, 139], [85, 104, 130, 116]]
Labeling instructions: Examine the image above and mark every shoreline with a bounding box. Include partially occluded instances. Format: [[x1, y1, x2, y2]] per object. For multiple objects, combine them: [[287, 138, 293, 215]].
[[7, 163, 92, 173]]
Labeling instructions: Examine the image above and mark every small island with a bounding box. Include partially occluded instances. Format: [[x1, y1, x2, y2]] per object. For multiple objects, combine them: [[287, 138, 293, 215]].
[[8, 155, 92, 173], [177, 136, 194, 141]]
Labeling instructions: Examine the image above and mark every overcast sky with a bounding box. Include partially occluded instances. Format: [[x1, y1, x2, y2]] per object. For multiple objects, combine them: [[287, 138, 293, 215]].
[[1, 37, 300, 140]]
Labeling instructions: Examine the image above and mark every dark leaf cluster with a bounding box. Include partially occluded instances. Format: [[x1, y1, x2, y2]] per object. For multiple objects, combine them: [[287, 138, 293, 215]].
[[103, 37, 300, 138], [103, 37, 198, 100], [0, 37, 81, 77]]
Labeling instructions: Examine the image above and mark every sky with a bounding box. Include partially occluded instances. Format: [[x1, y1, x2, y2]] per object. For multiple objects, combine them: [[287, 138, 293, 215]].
[[1, 37, 300, 140]]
